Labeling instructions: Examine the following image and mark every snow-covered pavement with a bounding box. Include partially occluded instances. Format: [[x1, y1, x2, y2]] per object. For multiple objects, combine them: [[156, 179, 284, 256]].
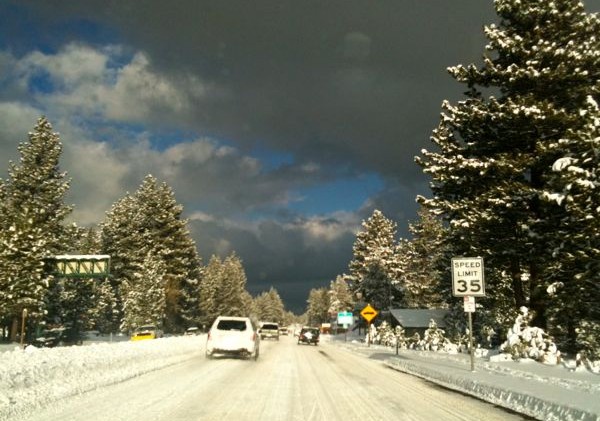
[[329, 337, 600, 421], [1, 334, 598, 421]]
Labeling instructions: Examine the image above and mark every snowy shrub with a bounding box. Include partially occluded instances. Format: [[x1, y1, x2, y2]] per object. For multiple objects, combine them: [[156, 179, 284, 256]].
[[575, 319, 600, 362], [480, 325, 496, 349], [423, 319, 446, 351], [500, 307, 561, 364], [394, 326, 408, 349], [443, 341, 459, 354], [408, 332, 422, 350], [376, 322, 395, 346]]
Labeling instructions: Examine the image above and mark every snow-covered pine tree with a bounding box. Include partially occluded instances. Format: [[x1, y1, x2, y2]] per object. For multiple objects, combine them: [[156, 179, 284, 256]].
[[348, 210, 402, 311], [198, 255, 221, 326], [217, 253, 251, 317], [70, 226, 119, 334], [101, 175, 202, 333], [120, 251, 166, 332], [132, 175, 202, 332], [543, 96, 600, 357], [0, 117, 72, 340], [198, 253, 255, 325], [415, 0, 600, 343], [305, 287, 330, 326], [402, 207, 448, 309], [328, 275, 354, 314], [254, 287, 285, 323], [100, 193, 137, 328]]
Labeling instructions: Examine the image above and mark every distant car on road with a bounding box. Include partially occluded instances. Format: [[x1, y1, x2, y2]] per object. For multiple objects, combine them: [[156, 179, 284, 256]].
[[130, 325, 163, 341], [279, 326, 289, 336], [185, 326, 200, 336], [258, 322, 280, 340], [205, 316, 260, 360], [297, 327, 320, 346]]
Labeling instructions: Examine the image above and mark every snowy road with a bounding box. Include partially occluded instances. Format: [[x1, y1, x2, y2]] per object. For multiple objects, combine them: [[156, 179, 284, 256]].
[[18, 336, 528, 421]]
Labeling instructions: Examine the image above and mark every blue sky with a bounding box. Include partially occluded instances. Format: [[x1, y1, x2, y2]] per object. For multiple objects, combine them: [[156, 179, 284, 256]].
[[1, 0, 599, 313]]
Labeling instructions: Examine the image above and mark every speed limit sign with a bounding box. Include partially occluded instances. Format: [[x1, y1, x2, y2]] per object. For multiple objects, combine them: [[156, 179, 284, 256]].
[[451, 257, 485, 297]]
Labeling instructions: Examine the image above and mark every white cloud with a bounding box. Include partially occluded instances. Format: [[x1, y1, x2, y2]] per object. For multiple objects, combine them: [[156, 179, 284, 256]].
[[298, 212, 359, 244], [105, 52, 203, 121], [0, 102, 43, 154], [20, 43, 110, 89], [8, 43, 216, 126]]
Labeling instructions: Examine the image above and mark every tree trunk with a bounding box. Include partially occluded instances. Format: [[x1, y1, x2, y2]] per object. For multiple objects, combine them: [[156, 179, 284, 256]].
[[10, 316, 18, 342], [529, 264, 547, 329], [510, 259, 527, 309]]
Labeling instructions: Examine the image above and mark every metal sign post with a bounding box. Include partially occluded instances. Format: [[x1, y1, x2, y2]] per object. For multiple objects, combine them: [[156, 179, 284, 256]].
[[20, 308, 28, 349], [464, 296, 476, 371], [360, 304, 378, 348], [452, 257, 485, 373]]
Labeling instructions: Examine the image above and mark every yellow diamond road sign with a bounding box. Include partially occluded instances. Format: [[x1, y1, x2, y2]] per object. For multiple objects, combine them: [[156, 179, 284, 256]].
[[360, 304, 378, 323]]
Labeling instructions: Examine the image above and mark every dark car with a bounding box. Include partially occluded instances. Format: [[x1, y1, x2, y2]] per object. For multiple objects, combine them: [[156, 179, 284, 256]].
[[297, 327, 320, 346], [32, 327, 67, 348]]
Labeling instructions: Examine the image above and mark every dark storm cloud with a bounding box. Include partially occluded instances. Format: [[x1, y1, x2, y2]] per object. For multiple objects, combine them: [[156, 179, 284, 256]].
[[10, 0, 497, 183]]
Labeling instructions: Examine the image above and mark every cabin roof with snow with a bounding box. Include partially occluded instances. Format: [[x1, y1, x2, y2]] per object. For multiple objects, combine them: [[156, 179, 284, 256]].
[[390, 309, 450, 328]]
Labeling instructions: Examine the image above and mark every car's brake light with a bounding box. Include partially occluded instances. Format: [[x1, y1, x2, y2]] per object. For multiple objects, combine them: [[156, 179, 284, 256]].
[[207, 331, 211, 340]]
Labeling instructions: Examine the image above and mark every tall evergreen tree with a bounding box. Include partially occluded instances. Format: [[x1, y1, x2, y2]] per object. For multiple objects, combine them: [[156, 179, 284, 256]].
[[401, 207, 447, 309], [254, 287, 285, 323], [120, 251, 166, 332], [199, 253, 254, 325], [415, 0, 600, 351], [328, 275, 354, 314], [347, 210, 402, 311], [198, 255, 222, 327], [70, 227, 118, 334], [305, 287, 330, 326], [101, 175, 202, 333], [218, 253, 251, 317], [0, 117, 72, 340], [543, 96, 600, 356]]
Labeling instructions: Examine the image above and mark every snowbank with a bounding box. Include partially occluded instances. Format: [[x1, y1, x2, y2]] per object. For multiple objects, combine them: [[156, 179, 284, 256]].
[[0, 336, 204, 420], [2, 334, 599, 421], [333, 337, 600, 421]]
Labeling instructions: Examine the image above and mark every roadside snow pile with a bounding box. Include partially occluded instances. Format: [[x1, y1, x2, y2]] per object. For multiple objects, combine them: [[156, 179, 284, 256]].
[[336, 336, 600, 421], [0, 336, 204, 421]]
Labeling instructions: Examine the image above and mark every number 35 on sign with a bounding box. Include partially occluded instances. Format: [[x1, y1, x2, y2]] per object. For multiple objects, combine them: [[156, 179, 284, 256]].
[[451, 257, 485, 297]]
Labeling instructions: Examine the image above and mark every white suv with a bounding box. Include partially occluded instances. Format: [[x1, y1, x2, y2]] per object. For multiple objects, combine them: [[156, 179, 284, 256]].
[[205, 316, 260, 360]]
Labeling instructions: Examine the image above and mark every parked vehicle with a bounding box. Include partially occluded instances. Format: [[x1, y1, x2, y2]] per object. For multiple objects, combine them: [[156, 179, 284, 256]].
[[205, 316, 260, 360], [130, 324, 163, 341], [258, 322, 280, 340], [185, 326, 200, 336], [297, 327, 320, 346], [32, 327, 67, 348]]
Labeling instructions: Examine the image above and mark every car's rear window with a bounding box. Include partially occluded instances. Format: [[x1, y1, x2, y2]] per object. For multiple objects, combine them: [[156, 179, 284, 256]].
[[216, 320, 248, 331], [262, 324, 278, 330], [137, 326, 156, 332]]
